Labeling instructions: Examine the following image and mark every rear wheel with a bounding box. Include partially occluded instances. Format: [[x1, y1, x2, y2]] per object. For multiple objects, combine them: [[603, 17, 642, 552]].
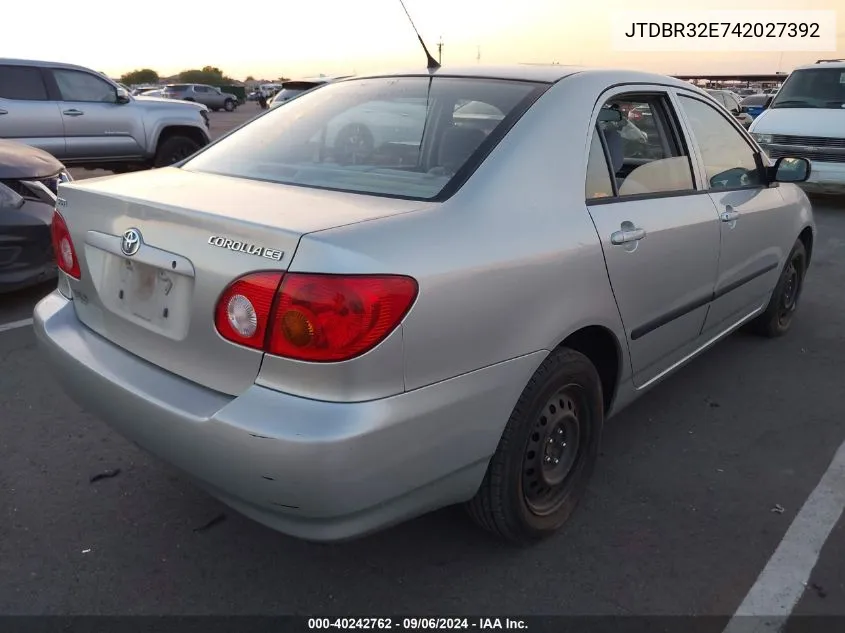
[[153, 136, 201, 168], [750, 239, 807, 338], [466, 347, 604, 544], [224, 99, 236, 112]]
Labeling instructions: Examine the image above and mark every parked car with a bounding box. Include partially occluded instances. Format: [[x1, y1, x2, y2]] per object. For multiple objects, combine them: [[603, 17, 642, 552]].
[[132, 86, 162, 96], [706, 89, 753, 128], [750, 59, 845, 194], [0, 139, 70, 293], [269, 77, 349, 109], [0, 59, 211, 172], [740, 94, 769, 119], [35, 66, 814, 544], [162, 84, 239, 112]]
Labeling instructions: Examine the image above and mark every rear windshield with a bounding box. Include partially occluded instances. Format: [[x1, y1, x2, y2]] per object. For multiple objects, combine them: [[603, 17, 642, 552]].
[[166, 84, 189, 90], [741, 95, 768, 106], [182, 76, 545, 200], [770, 68, 845, 109]]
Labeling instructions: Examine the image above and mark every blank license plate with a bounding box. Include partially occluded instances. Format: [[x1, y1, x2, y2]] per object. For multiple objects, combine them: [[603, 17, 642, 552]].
[[119, 260, 175, 322]]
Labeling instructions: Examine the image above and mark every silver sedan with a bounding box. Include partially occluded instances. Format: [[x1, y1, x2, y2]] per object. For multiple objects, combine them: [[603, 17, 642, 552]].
[[35, 66, 814, 544]]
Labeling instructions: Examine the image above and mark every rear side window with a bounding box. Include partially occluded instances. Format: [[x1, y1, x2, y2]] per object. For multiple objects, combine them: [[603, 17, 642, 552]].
[[585, 128, 614, 200], [587, 94, 695, 200], [0, 65, 48, 101], [183, 76, 547, 200]]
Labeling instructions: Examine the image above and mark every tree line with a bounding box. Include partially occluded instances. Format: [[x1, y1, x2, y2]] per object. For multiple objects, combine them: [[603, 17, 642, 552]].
[[119, 67, 288, 86]]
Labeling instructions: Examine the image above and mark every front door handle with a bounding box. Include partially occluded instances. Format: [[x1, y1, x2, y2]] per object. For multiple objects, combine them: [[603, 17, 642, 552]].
[[721, 209, 740, 222], [0, 108, 7, 115], [611, 227, 647, 245], [62, 109, 84, 117]]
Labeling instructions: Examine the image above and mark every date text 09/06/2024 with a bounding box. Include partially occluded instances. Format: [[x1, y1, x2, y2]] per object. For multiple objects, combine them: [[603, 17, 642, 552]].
[[307, 618, 528, 630]]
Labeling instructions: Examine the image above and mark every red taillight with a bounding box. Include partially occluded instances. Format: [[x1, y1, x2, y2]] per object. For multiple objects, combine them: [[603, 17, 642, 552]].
[[214, 272, 284, 349], [214, 272, 418, 362], [50, 210, 81, 279]]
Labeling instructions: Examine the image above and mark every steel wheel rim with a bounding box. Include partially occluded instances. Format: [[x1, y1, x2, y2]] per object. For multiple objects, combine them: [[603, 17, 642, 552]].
[[778, 253, 802, 326], [521, 384, 588, 516]]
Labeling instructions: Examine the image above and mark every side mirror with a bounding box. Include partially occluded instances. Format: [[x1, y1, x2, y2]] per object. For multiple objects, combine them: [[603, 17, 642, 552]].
[[769, 156, 811, 183], [115, 87, 131, 104], [763, 96, 774, 110]]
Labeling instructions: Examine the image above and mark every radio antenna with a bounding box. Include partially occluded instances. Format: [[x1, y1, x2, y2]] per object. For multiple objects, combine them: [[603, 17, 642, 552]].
[[396, 0, 441, 71]]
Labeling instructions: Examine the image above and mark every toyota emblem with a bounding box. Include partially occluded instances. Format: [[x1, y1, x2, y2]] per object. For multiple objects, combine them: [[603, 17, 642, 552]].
[[121, 228, 142, 256]]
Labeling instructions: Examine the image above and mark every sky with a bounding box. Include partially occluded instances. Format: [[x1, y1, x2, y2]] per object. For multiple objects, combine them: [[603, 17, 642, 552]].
[[4, 0, 843, 80]]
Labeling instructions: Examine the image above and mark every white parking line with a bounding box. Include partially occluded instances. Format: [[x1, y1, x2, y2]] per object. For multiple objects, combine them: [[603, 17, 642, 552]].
[[0, 318, 34, 333], [722, 438, 845, 633]]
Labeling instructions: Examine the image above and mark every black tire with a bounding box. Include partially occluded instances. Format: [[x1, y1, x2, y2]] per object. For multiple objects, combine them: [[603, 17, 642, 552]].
[[466, 347, 604, 544], [153, 136, 201, 168], [750, 239, 807, 338], [211, 107, 220, 112], [224, 99, 236, 112]]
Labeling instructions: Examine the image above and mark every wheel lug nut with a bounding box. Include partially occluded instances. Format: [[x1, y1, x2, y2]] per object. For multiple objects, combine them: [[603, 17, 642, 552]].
[[557, 428, 563, 435], [548, 438, 554, 444], [545, 456, 552, 463], [553, 458, 559, 464]]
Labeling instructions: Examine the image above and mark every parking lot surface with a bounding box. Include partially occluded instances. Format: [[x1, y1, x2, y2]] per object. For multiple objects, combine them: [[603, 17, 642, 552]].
[[1, 107, 844, 619]]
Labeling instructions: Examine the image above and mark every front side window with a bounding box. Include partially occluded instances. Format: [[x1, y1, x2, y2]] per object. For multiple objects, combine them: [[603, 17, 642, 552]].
[[53, 70, 116, 103], [590, 94, 695, 198], [0, 65, 48, 101], [677, 95, 761, 190], [183, 76, 546, 200], [771, 68, 845, 109]]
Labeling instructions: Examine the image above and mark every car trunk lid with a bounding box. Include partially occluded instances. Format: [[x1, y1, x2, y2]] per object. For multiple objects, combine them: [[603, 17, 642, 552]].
[[59, 167, 430, 395]]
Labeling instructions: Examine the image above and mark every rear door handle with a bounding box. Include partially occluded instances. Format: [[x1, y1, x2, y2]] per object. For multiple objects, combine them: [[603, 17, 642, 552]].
[[721, 209, 740, 222], [610, 227, 647, 245], [62, 109, 84, 117]]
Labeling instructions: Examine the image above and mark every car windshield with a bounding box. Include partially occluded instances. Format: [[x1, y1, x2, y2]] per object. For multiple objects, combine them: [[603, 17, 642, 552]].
[[183, 76, 545, 200], [770, 68, 845, 109]]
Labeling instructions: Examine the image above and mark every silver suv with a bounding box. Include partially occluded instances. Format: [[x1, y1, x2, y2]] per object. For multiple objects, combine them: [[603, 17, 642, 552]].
[[0, 59, 211, 172], [162, 84, 239, 112]]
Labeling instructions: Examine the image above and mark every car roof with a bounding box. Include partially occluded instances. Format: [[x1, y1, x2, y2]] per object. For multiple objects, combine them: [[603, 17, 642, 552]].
[[0, 57, 104, 74], [794, 60, 845, 71], [344, 65, 702, 89]]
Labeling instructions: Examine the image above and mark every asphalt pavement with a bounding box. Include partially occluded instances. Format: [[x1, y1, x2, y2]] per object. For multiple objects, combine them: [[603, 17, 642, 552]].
[[1, 112, 844, 621]]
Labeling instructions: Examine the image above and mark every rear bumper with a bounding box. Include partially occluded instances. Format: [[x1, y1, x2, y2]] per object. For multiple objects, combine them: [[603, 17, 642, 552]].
[[34, 291, 541, 541], [0, 199, 56, 293]]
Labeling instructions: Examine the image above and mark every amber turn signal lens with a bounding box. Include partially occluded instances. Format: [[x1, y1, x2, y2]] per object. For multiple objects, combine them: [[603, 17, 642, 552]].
[[281, 310, 315, 347]]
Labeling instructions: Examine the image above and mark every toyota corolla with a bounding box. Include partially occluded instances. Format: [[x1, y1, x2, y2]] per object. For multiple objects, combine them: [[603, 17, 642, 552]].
[[35, 66, 814, 544]]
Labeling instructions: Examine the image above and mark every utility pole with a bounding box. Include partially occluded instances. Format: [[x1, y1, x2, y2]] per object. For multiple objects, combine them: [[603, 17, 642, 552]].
[[477, 45, 481, 63], [438, 36, 444, 64]]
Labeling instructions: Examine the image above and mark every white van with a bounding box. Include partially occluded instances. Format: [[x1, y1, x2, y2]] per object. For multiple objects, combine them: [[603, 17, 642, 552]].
[[749, 59, 845, 194]]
